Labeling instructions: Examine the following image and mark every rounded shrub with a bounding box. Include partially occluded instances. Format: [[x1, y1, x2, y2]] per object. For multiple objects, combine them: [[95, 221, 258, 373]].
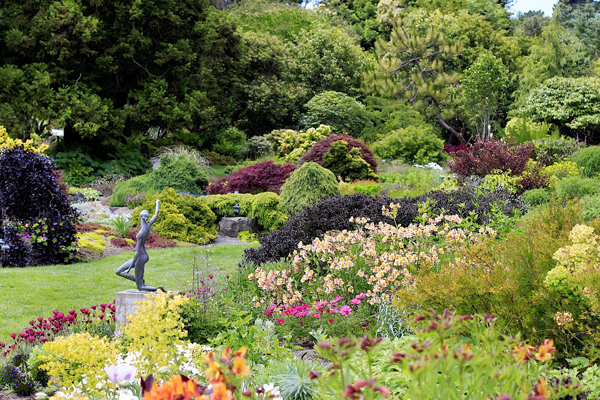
[[131, 188, 217, 244], [322, 140, 378, 181], [570, 146, 600, 178], [153, 154, 209, 194], [372, 125, 446, 164], [300, 134, 377, 173], [554, 176, 599, 200], [110, 174, 157, 207], [279, 162, 340, 215], [532, 137, 586, 165], [522, 188, 551, 207]]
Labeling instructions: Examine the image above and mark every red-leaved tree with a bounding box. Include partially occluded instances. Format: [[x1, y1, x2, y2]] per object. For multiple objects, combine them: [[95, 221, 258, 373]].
[[206, 161, 297, 195]]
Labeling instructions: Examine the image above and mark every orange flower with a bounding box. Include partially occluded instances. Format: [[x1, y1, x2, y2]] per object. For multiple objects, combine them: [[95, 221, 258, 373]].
[[232, 355, 250, 378], [204, 352, 224, 384], [143, 375, 202, 400], [210, 382, 234, 400], [535, 340, 555, 362], [513, 344, 535, 363]]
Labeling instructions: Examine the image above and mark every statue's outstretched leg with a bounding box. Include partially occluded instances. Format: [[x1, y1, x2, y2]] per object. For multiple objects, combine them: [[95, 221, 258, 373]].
[[116, 259, 135, 282]]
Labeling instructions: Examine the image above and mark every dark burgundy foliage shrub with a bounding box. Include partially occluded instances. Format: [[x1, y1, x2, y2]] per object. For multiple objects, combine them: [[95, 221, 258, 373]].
[[444, 143, 467, 154], [0, 148, 79, 266], [110, 237, 135, 248], [242, 187, 525, 265], [300, 135, 377, 172], [449, 139, 534, 179], [0, 225, 32, 268], [128, 227, 177, 248], [518, 161, 549, 192], [206, 161, 296, 195]]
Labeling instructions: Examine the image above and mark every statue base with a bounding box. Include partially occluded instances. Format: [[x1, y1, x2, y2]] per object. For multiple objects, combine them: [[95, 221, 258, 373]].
[[115, 290, 157, 325]]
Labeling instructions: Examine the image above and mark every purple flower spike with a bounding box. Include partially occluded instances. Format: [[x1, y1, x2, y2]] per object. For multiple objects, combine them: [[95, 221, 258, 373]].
[[104, 364, 138, 384]]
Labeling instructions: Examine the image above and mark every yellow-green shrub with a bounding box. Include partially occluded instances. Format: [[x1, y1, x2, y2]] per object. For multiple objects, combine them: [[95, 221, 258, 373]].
[[0, 125, 48, 153], [200, 192, 287, 231], [266, 125, 332, 161], [544, 160, 582, 185], [131, 188, 217, 244], [481, 169, 520, 193], [76, 231, 106, 256], [121, 292, 198, 376], [39, 333, 119, 395]]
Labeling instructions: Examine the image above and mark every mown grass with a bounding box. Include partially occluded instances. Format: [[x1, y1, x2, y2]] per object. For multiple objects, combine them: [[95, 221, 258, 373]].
[[0, 244, 255, 340]]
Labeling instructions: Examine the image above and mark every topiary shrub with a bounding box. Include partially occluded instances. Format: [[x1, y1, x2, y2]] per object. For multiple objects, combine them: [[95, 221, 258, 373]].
[[554, 176, 599, 200], [206, 161, 296, 195], [522, 188, 551, 207], [0, 147, 79, 266], [570, 146, 600, 178], [279, 162, 340, 215], [372, 125, 447, 164], [449, 139, 534, 179], [300, 134, 377, 174], [153, 154, 209, 194], [243, 187, 525, 265], [322, 141, 378, 181], [131, 188, 217, 244]]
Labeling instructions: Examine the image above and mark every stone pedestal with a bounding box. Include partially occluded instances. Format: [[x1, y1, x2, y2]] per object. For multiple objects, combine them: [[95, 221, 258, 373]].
[[218, 217, 259, 237], [115, 290, 155, 325]]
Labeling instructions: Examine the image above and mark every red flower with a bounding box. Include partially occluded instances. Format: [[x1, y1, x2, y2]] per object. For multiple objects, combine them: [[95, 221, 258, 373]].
[[277, 319, 284, 324]]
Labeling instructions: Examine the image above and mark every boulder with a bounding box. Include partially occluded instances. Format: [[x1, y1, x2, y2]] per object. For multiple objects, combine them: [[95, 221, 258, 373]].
[[219, 217, 259, 237]]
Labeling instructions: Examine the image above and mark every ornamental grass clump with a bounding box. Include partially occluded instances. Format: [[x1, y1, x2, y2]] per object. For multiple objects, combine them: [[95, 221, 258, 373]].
[[249, 204, 495, 309]]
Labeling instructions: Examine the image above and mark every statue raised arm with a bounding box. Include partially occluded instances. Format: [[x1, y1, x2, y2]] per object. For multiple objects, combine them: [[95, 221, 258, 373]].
[[116, 199, 164, 292]]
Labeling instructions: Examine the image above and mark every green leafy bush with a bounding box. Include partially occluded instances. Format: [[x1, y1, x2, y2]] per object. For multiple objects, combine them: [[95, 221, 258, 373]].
[[522, 188, 551, 206], [153, 154, 209, 194], [266, 125, 332, 162], [532, 137, 586, 165], [372, 126, 446, 164], [504, 117, 554, 144], [212, 127, 247, 159], [131, 188, 217, 244], [279, 162, 339, 215], [110, 174, 157, 207], [244, 136, 272, 159], [201, 192, 287, 231], [323, 140, 378, 181], [582, 194, 600, 221], [68, 187, 101, 201], [299, 91, 374, 138], [555, 176, 599, 200], [570, 146, 600, 178]]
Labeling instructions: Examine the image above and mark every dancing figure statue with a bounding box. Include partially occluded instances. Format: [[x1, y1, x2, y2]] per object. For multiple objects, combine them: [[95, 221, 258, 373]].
[[116, 199, 164, 291]]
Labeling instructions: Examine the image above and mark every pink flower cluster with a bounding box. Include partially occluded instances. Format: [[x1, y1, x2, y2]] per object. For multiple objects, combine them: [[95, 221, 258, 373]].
[[264, 294, 366, 325], [1, 301, 116, 357]]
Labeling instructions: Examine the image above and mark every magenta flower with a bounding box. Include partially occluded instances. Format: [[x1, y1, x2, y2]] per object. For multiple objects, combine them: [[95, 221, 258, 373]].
[[340, 306, 352, 316], [350, 298, 361, 305], [104, 364, 138, 384], [277, 319, 284, 324]]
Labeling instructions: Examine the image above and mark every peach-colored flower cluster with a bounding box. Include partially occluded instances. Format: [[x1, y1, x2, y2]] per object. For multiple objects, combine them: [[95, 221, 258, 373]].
[[249, 206, 495, 308]]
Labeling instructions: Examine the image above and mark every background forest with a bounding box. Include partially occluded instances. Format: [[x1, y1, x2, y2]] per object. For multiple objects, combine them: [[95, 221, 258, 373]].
[[1, 0, 598, 170]]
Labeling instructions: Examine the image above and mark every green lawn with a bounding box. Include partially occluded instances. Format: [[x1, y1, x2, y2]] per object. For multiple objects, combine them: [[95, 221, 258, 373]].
[[0, 244, 254, 340]]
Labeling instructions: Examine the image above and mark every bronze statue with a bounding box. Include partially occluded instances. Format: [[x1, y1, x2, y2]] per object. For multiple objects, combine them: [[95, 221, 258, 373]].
[[116, 199, 164, 291]]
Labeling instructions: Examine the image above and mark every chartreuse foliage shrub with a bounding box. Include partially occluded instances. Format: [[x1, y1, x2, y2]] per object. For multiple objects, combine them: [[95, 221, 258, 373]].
[[39, 333, 120, 396], [372, 125, 446, 164], [504, 117, 554, 144], [206, 161, 296, 195], [200, 192, 287, 231], [532, 137, 586, 165], [75, 231, 107, 257], [570, 146, 600, 178], [0, 125, 48, 153], [131, 188, 217, 244], [265, 124, 332, 162], [394, 200, 594, 358], [279, 162, 339, 215], [322, 140, 378, 181], [109, 154, 209, 207], [554, 176, 599, 200], [543, 160, 582, 186]]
